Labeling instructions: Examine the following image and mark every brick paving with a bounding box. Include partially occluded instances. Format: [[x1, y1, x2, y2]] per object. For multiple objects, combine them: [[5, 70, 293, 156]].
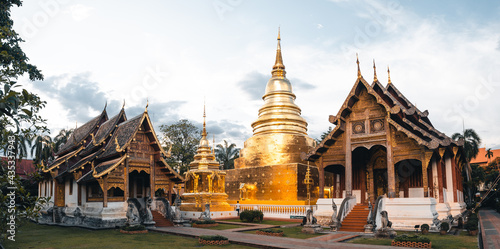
[[479, 209, 500, 249], [150, 226, 397, 248]]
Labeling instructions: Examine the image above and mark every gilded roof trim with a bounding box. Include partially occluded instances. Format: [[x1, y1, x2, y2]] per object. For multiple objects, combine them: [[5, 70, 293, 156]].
[[43, 146, 84, 173], [92, 155, 126, 179], [160, 157, 185, 182]]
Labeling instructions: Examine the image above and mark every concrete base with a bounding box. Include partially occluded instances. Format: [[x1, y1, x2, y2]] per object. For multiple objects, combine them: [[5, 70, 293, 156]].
[[302, 224, 322, 234], [381, 198, 439, 231], [435, 203, 451, 220], [448, 202, 466, 217], [313, 198, 343, 226], [182, 211, 237, 220]]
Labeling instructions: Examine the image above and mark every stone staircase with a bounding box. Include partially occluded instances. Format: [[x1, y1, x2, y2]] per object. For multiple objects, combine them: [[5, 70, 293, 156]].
[[152, 210, 174, 227], [338, 203, 369, 232], [53, 207, 62, 223]]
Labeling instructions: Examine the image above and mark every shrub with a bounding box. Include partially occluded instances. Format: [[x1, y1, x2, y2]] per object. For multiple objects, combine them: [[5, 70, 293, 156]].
[[258, 228, 283, 233], [420, 224, 430, 231], [195, 220, 216, 225], [239, 210, 264, 222], [465, 219, 478, 231], [394, 234, 430, 244], [199, 235, 228, 241], [440, 222, 449, 231], [121, 225, 146, 231]]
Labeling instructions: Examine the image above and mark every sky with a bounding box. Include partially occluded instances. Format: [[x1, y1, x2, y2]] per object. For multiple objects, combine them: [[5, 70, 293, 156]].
[[11, 0, 500, 150]]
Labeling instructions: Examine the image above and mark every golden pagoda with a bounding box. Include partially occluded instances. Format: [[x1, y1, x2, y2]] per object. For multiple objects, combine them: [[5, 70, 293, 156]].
[[225, 30, 319, 204], [181, 106, 232, 212]]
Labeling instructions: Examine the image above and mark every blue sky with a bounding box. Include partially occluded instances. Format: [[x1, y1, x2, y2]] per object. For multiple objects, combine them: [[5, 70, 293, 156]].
[[11, 0, 500, 150]]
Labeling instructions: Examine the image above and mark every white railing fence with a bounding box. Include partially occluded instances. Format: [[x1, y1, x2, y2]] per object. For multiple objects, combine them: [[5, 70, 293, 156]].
[[230, 204, 316, 219]]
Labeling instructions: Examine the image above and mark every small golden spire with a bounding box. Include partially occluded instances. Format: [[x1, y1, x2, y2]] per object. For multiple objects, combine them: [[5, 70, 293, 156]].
[[356, 53, 361, 79], [212, 134, 215, 154], [271, 28, 286, 78], [202, 102, 207, 137], [122, 99, 125, 109], [387, 66, 392, 84], [373, 59, 377, 81], [145, 99, 149, 112]]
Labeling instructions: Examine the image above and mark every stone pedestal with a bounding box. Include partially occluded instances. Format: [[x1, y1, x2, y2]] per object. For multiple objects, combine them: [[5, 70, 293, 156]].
[[364, 224, 374, 233], [375, 228, 397, 238], [302, 224, 322, 234]]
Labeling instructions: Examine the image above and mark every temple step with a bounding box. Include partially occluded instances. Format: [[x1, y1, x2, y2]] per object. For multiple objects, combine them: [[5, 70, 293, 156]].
[[152, 210, 174, 227], [339, 203, 369, 232]]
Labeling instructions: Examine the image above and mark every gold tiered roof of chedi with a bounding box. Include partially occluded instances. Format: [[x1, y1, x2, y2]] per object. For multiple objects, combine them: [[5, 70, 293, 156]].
[[234, 30, 316, 169], [251, 30, 308, 136], [226, 31, 319, 204], [181, 107, 232, 212]]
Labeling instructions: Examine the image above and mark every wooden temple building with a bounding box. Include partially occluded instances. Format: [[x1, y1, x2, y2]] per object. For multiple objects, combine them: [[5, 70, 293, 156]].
[[307, 58, 466, 230], [38, 105, 183, 227]]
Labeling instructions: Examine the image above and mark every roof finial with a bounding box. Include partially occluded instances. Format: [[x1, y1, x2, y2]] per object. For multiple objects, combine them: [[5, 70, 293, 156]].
[[104, 101, 107, 110], [356, 53, 361, 79], [387, 66, 392, 84], [202, 101, 207, 137], [271, 27, 286, 78], [145, 98, 149, 112], [122, 99, 126, 109], [212, 134, 215, 154], [373, 59, 377, 81]]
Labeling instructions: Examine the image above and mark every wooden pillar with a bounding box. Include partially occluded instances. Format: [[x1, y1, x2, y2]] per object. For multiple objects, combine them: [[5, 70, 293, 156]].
[[345, 121, 352, 197], [125, 153, 129, 200], [386, 123, 396, 198], [78, 184, 82, 206], [150, 155, 155, 198], [422, 163, 429, 198], [436, 158, 444, 203], [168, 182, 172, 203], [318, 158, 325, 198], [103, 176, 108, 208], [451, 154, 458, 202]]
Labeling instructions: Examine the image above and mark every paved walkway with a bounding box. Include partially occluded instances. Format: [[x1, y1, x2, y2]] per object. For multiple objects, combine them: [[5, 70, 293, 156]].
[[150, 226, 398, 249], [479, 209, 500, 249]]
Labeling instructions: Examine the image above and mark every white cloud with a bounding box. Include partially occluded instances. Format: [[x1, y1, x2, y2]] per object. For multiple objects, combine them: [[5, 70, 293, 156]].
[[67, 4, 93, 22]]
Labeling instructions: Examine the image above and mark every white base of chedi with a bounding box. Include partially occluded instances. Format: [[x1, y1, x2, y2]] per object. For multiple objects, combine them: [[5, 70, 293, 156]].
[[181, 211, 238, 220]]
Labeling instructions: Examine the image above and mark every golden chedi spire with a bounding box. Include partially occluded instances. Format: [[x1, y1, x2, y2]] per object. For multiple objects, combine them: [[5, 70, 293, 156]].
[[250, 29, 308, 135], [189, 104, 219, 171]]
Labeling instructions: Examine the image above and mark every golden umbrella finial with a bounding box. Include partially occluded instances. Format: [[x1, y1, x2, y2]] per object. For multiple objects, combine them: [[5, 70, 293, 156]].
[[356, 53, 361, 79], [373, 59, 377, 81], [202, 101, 207, 137], [387, 66, 392, 84], [271, 27, 286, 78]]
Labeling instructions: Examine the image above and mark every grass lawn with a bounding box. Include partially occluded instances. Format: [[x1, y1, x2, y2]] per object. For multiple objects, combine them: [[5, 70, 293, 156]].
[[222, 219, 300, 226], [2, 222, 255, 249], [348, 231, 478, 249], [243, 226, 326, 239], [204, 223, 247, 230]]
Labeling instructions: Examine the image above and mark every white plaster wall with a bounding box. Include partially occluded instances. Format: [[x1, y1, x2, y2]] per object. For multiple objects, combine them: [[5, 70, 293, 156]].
[[443, 188, 448, 203], [381, 197, 439, 230], [352, 190, 362, 204], [65, 179, 78, 207], [409, 188, 424, 198], [81, 184, 87, 205]]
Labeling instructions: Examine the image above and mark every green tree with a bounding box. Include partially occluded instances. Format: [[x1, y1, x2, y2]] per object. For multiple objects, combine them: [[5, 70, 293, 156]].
[[160, 119, 201, 174], [53, 128, 73, 153], [316, 126, 332, 143], [30, 134, 54, 165], [452, 128, 481, 205], [215, 140, 239, 169], [485, 148, 494, 163], [0, 0, 49, 243]]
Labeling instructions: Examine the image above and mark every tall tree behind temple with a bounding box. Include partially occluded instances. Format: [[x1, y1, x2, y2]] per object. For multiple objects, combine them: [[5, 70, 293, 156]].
[[160, 119, 201, 174], [54, 128, 74, 152], [215, 140, 239, 169], [0, 0, 49, 243], [452, 128, 481, 205]]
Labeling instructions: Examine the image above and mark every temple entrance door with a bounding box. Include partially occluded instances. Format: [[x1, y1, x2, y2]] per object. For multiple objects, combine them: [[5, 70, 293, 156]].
[[128, 170, 151, 201], [373, 169, 388, 198], [55, 180, 65, 207], [324, 165, 345, 198]]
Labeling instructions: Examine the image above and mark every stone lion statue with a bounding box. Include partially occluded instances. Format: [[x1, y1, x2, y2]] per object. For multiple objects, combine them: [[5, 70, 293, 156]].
[[199, 204, 211, 220], [126, 203, 140, 226], [305, 208, 316, 225], [380, 210, 392, 229]]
